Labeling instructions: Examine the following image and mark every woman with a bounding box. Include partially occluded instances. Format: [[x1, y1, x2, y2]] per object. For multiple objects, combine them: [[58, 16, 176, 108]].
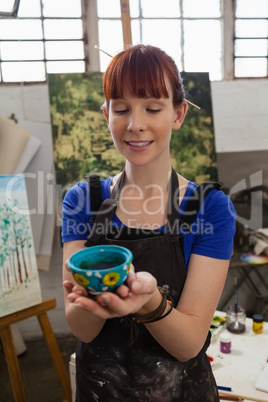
[[62, 44, 236, 401]]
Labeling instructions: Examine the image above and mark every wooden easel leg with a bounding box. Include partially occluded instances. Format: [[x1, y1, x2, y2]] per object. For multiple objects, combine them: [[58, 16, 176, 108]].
[[0, 326, 26, 402], [37, 312, 72, 402]]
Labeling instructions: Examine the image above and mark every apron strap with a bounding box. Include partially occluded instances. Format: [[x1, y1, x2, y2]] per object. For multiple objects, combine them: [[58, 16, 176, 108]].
[[180, 182, 221, 227], [84, 198, 118, 246], [111, 170, 125, 200], [85, 173, 103, 223], [166, 167, 181, 234], [84, 170, 125, 246]]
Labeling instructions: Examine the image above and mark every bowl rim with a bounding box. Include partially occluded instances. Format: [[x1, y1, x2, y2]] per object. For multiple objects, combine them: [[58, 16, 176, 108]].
[[67, 244, 133, 274]]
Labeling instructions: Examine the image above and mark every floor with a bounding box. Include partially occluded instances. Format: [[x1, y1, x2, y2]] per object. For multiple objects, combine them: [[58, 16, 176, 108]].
[[0, 335, 77, 402]]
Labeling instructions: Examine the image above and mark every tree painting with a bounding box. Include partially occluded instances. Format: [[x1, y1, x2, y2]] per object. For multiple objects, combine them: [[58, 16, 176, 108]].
[[0, 175, 42, 317]]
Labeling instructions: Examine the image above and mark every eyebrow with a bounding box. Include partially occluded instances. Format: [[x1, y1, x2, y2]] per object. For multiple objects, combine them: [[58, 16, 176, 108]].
[[112, 96, 165, 101]]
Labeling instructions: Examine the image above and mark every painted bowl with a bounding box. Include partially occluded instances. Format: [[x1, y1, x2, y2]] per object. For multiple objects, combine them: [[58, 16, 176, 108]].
[[67, 245, 133, 295]]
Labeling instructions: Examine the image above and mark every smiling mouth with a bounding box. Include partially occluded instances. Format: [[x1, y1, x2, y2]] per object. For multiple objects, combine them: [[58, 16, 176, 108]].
[[126, 141, 152, 147]]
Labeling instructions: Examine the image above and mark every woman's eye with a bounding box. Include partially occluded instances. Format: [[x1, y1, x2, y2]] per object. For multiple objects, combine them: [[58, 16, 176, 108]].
[[115, 109, 128, 114], [147, 108, 161, 113]]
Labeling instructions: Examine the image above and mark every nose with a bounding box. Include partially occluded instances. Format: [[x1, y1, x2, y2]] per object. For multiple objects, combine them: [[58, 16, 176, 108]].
[[128, 126, 144, 134], [127, 112, 146, 134]]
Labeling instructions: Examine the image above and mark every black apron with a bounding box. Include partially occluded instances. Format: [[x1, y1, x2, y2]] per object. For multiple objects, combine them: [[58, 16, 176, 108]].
[[75, 168, 219, 402]]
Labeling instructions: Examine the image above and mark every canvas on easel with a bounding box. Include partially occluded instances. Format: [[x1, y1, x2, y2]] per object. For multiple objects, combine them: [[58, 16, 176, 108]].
[[0, 174, 42, 317], [48, 71, 217, 190]]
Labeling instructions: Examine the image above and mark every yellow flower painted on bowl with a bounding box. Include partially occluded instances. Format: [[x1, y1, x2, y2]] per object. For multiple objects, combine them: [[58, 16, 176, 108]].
[[74, 273, 89, 287], [102, 272, 120, 287]]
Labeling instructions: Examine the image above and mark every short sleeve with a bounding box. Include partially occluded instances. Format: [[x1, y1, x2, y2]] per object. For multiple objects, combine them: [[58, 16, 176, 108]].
[[61, 177, 113, 243], [61, 182, 91, 243], [190, 190, 237, 260]]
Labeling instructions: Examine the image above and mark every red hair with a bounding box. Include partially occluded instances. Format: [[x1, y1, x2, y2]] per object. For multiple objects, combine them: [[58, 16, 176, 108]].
[[103, 44, 185, 106]]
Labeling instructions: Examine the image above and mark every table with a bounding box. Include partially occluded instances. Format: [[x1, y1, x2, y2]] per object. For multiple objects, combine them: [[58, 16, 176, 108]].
[[208, 312, 268, 402], [218, 252, 268, 314]]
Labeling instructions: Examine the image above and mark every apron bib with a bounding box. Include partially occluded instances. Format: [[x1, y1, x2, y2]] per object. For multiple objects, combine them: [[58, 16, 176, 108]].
[[75, 169, 219, 402]]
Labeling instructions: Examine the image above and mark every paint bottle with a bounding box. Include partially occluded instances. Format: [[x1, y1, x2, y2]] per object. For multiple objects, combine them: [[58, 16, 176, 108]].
[[253, 314, 263, 334], [220, 332, 232, 354]]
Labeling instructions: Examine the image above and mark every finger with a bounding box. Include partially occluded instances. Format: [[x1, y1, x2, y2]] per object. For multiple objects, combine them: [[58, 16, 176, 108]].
[[65, 261, 71, 272], [72, 285, 88, 296], [129, 263, 135, 273], [73, 289, 151, 318], [63, 280, 74, 293], [130, 272, 157, 295], [96, 290, 150, 316], [96, 292, 134, 315], [67, 291, 81, 302], [115, 283, 130, 298], [67, 287, 87, 303], [126, 264, 136, 286], [73, 294, 118, 319]]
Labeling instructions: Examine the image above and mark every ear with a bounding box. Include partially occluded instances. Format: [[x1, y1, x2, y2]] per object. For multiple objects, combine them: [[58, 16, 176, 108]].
[[102, 101, 109, 125], [172, 102, 188, 130]]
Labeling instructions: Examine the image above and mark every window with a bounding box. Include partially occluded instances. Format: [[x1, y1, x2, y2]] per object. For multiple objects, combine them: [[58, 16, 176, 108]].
[[97, 0, 222, 80], [234, 0, 268, 78], [0, 0, 268, 83], [0, 0, 85, 82]]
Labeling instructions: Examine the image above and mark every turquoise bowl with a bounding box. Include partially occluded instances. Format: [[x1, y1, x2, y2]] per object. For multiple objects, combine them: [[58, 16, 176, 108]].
[[67, 245, 133, 295]]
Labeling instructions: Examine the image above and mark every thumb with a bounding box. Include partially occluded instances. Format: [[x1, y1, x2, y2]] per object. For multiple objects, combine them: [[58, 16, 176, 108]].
[[130, 272, 157, 294]]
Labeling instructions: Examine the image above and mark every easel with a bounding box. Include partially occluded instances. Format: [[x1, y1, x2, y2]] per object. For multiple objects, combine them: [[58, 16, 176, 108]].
[[120, 0, 132, 46], [0, 298, 72, 402]]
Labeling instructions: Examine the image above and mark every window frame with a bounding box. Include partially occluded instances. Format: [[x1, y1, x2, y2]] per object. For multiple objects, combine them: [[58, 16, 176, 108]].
[[94, 0, 224, 80], [233, 0, 268, 79], [0, 0, 87, 83], [0, 0, 267, 84], [0, 0, 21, 17]]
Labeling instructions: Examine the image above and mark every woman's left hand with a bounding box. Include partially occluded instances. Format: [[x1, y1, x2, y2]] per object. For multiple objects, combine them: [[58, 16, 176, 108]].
[[66, 264, 157, 319]]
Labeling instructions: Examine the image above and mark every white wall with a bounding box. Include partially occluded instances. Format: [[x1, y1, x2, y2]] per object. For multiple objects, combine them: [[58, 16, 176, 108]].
[[211, 79, 268, 153], [1, 79, 268, 340], [212, 79, 268, 318], [0, 84, 56, 270], [0, 83, 69, 339]]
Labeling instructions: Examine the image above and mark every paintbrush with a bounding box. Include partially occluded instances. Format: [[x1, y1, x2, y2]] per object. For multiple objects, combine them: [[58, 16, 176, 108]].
[[233, 276, 239, 330], [219, 394, 244, 401], [219, 390, 268, 402], [234, 276, 238, 314]]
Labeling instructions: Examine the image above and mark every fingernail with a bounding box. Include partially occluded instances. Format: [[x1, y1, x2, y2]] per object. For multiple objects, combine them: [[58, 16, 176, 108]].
[[73, 288, 83, 295], [128, 270, 135, 278], [99, 295, 110, 306], [132, 282, 141, 292], [74, 299, 84, 308]]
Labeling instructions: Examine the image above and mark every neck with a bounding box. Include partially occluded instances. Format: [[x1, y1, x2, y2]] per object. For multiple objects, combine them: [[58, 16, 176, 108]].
[[124, 160, 173, 190]]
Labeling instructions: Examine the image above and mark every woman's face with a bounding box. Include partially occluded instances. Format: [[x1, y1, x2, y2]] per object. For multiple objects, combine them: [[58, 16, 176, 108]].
[[104, 78, 187, 168]]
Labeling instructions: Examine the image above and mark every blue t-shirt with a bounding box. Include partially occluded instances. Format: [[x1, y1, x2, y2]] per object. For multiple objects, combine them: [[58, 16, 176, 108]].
[[62, 177, 237, 267]]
